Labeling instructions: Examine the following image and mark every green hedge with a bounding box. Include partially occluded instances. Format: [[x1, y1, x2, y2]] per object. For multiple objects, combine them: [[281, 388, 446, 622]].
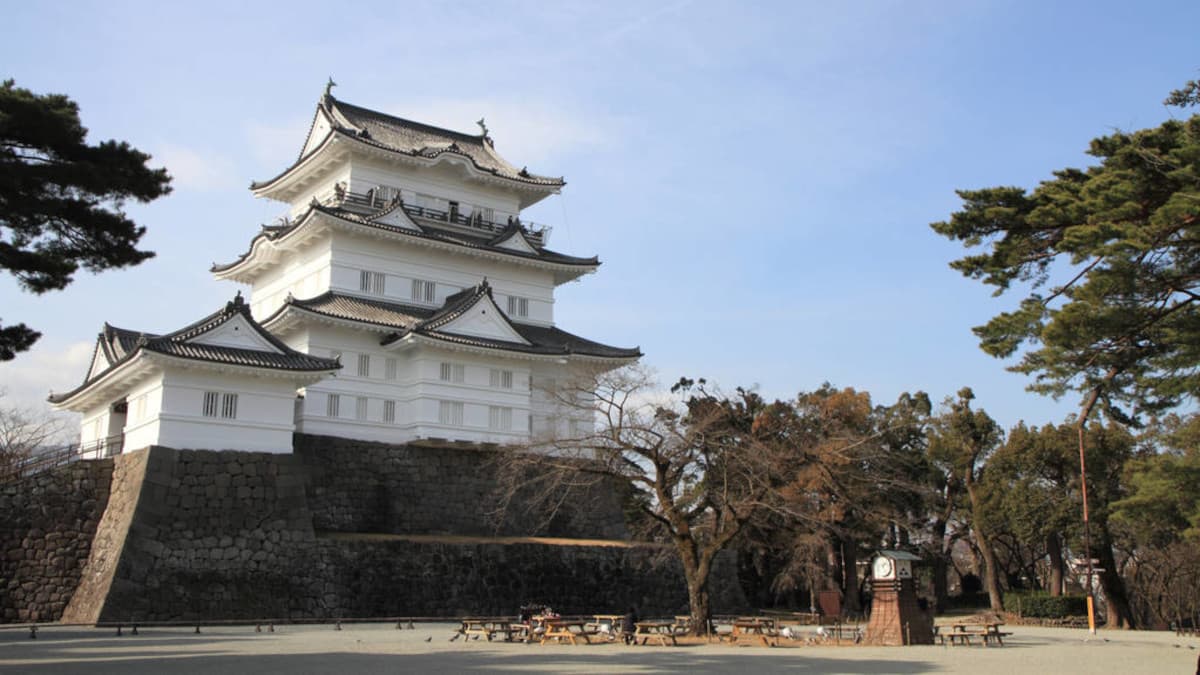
[[1010, 592, 1088, 618]]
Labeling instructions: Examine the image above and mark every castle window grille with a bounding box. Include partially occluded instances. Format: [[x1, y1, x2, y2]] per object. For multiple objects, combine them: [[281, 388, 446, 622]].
[[438, 400, 464, 426], [439, 362, 465, 383], [202, 392, 218, 418], [489, 369, 513, 389], [356, 396, 368, 421], [327, 393, 340, 418], [506, 296, 529, 318], [221, 393, 238, 419], [488, 406, 513, 431], [383, 400, 396, 423], [411, 279, 436, 303], [359, 270, 385, 295], [357, 354, 371, 377], [385, 358, 398, 380]]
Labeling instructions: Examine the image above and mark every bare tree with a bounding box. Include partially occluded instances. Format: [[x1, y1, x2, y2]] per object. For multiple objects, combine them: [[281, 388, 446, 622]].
[[493, 365, 803, 635], [0, 389, 70, 473]]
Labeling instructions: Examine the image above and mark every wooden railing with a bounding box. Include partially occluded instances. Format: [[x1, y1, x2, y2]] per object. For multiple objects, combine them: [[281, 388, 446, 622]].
[[324, 189, 550, 246]]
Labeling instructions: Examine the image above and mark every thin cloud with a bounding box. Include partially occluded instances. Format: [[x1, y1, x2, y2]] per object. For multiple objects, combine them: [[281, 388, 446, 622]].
[[155, 143, 238, 191]]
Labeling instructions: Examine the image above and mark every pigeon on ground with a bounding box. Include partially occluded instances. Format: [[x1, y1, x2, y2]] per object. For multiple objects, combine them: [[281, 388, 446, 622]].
[[425, 636, 432, 642]]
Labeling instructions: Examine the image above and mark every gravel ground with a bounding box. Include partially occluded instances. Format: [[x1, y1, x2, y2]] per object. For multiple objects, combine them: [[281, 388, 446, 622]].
[[1, 622, 1197, 674]]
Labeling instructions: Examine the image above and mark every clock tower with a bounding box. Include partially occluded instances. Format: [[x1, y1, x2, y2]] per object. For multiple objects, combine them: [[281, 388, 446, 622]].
[[864, 550, 934, 646]]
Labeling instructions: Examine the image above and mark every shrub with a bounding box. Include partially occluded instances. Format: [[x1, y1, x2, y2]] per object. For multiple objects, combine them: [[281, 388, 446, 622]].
[[1009, 591, 1088, 618]]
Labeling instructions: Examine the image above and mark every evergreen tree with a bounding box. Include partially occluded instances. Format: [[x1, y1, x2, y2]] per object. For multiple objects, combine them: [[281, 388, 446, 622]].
[[930, 84, 1200, 423], [0, 79, 171, 360]]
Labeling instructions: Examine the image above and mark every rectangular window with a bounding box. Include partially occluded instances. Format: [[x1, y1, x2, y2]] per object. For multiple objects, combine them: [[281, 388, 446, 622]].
[[383, 400, 396, 424], [326, 393, 340, 418], [476, 205, 494, 223], [439, 362, 465, 383], [438, 400, 464, 426], [202, 391, 218, 418], [356, 396, 368, 421], [488, 406, 513, 431], [411, 279, 436, 303], [357, 354, 371, 377], [385, 357, 398, 380], [359, 270, 385, 295], [507, 296, 529, 318], [489, 369, 513, 389], [221, 393, 238, 419]]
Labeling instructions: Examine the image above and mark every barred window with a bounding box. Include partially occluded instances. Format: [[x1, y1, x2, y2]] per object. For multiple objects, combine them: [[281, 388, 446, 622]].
[[383, 400, 396, 424], [438, 400, 464, 426], [357, 354, 371, 377], [411, 279, 436, 303], [439, 362, 465, 383], [355, 396, 368, 421], [488, 406, 513, 431], [489, 369, 513, 389], [359, 270, 386, 295], [202, 391, 219, 417], [221, 393, 238, 419], [385, 357, 398, 380], [506, 295, 529, 318], [327, 393, 340, 418]]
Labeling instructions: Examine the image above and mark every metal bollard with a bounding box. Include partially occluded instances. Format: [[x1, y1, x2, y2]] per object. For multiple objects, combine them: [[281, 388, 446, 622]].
[[116, 625, 123, 636], [29, 625, 37, 639], [132, 625, 138, 636], [195, 625, 201, 634]]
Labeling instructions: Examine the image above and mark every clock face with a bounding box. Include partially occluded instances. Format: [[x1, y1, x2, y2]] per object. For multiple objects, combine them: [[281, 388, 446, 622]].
[[873, 556, 894, 579]]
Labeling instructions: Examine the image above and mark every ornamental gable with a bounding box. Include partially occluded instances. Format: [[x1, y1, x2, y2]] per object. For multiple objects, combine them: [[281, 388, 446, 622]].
[[435, 292, 530, 345], [187, 312, 284, 353]]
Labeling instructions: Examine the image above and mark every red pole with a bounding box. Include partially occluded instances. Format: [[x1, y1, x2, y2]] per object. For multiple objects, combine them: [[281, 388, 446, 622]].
[[1078, 425, 1096, 634]]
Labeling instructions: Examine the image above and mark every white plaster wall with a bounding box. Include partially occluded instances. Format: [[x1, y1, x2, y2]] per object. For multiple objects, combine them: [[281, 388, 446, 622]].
[[248, 242, 333, 320], [155, 369, 299, 453], [328, 231, 557, 325], [290, 324, 534, 444], [122, 374, 165, 452]]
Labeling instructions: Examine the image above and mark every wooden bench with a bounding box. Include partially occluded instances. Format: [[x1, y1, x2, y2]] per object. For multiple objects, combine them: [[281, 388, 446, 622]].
[[940, 622, 1010, 647]]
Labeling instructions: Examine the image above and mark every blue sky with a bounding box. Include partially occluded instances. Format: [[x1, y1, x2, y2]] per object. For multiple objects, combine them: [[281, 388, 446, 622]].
[[2, 1, 1198, 430]]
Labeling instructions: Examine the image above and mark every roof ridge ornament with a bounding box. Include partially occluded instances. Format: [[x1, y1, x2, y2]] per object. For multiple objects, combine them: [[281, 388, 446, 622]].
[[323, 77, 337, 105], [476, 117, 489, 138]]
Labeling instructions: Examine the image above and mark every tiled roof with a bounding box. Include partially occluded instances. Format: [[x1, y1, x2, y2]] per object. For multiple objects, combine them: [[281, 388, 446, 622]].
[[328, 98, 564, 187], [49, 295, 341, 405], [210, 203, 599, 274], [251, 94, 564, 191], [270, 289, 641, 360]]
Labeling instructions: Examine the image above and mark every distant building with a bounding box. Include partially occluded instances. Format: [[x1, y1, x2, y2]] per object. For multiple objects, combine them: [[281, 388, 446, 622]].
[[51, 88, 639, 453]]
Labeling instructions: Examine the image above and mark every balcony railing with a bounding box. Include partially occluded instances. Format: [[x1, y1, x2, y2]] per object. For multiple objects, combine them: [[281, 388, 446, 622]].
[[322, 188, 550, 246], [0, 434, 123, 484]]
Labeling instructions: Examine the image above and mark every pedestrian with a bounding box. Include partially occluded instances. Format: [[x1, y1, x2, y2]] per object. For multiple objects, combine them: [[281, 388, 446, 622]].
[[622, 606, 638, 645]]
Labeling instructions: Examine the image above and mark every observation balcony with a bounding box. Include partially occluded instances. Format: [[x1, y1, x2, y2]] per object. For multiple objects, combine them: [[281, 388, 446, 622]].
[[318, 187, 551, 247]]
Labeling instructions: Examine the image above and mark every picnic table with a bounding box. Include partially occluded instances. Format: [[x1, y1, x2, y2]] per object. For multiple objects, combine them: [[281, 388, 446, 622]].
[[724, 617, 778, 647], [457, 617, 522, 642], [634, 620, 679, 646], [540, 619, 595, 645], [938, 621, 1011, 647], [588, 614, 623, 641]]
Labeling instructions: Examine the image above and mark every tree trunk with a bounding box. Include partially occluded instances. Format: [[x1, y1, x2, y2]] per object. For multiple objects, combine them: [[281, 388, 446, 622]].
[[840, 537, 861, 615], [1046, 532, 1065, 596], [686, 575, 712, 636], [1094, 526, 1136, 629], [966, 482, 1004, 612], [931, 517, 950, 613]]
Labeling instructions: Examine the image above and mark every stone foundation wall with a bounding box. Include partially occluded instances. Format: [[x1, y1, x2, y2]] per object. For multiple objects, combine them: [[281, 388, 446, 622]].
[[0, 459, 113, 622], [294, 434, 629, 540], [2, 439, 746, 624]]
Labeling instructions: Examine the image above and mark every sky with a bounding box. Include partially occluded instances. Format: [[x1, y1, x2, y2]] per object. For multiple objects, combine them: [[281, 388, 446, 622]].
[[2, 0, 1198, 433]]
